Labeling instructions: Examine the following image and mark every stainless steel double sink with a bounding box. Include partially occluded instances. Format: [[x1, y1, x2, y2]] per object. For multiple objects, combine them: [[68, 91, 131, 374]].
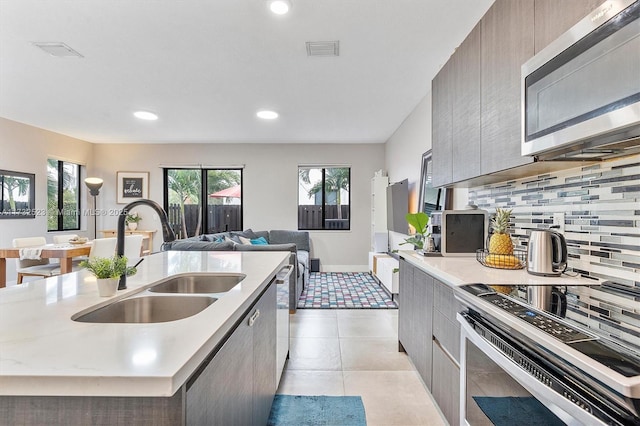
[[72, 273, 246, 324]]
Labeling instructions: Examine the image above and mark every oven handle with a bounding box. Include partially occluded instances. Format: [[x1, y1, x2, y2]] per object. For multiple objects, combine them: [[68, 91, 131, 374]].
[[433, 336, 459, 369]]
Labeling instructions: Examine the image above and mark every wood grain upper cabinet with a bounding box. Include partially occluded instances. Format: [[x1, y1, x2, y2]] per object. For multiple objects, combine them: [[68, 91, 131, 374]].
[[431, 61, 453, 187], [534, 0, 604, 54], [480, 0, 535, 175], [452, 23, 482, 182]]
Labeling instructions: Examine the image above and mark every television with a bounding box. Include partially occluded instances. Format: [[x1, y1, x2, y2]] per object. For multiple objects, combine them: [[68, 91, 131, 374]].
[[386, 179, 409, 234], [418, 150, 450, 215]]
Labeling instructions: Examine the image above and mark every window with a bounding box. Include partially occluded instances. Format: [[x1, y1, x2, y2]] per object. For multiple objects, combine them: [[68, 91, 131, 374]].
[[298, 166, 350, 230], [47, 159, 80, 231], [0, 170, 35, 219], [164, 168, 242, 238]]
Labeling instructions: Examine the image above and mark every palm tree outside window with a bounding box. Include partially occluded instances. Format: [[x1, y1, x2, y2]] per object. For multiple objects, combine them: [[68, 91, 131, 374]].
[[298, 167, 350, 230], [164, 168, 242, 238]]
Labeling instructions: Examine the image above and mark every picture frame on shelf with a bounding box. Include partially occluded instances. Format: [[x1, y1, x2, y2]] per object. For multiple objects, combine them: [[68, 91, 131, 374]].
[[116, 171, 149, 204]]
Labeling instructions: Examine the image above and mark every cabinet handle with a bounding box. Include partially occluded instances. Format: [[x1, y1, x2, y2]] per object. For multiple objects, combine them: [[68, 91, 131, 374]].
[[433, 336, 460, 369], [275, 265, 293, 284], [248, 309, 260, 327]]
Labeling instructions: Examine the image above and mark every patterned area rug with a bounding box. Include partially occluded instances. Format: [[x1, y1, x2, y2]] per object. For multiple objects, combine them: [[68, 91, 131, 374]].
[[298, 272, 397, 309]]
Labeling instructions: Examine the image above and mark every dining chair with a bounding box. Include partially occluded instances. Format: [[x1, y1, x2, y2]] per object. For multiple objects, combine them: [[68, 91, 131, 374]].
[[88, 237, 118, 260], [52, 234, 79, 244], [12, 237, 60, 284], [64, 237, 118, 273], [124, 235, 144, 260]]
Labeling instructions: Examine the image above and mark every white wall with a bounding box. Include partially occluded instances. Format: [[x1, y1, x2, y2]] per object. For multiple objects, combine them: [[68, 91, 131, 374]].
[[0, 117, 94, 283], [0, 117, 384, 283], [385, 91, 432, 213], [384, 89, 468, 219], [92, 142, 385, 272]]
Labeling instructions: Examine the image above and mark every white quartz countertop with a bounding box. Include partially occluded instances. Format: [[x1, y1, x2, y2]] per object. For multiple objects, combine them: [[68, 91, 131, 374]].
[[398, 250, 595, 287], [0, 250, 288, 397]]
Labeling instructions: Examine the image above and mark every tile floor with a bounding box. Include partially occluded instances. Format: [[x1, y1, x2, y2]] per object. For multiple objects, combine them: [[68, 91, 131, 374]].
[[276, 309, 446, 426]]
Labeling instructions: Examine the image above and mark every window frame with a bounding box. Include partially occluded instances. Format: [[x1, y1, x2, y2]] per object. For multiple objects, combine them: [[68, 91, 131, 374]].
[[163, 167, 243, 238], [298, 166, 351, 231], [0, 169, 36, 219], [47, 159, 81, 232]]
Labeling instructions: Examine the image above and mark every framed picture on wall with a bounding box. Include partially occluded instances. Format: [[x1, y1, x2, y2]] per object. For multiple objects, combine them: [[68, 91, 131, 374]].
[[116, 171, 149, 204]]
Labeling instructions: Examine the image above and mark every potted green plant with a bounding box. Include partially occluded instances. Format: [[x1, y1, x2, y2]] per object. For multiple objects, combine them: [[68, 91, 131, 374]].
[[400, 212, 430, 251], [125, 212, 142, 231], [80, 255, 136, 296]]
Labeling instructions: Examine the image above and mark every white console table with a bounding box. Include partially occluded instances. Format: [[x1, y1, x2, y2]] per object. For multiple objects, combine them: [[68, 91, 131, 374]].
[[368, 252, 399, 295]]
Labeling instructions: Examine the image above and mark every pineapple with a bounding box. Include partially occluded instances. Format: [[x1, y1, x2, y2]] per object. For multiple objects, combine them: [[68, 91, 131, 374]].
[[489, 208, 514, 254]]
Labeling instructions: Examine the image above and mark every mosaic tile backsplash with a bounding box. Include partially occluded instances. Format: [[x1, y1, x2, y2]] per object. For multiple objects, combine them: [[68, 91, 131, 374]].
[[469, 154, 640, 350]]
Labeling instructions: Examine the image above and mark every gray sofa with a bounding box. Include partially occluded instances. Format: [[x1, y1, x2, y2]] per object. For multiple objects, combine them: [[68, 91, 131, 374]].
[[162, 229, 310, 312]]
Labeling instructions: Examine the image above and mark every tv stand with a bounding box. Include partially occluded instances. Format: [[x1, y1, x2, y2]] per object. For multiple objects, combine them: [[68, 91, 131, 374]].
[[368, 252, 399, 295]]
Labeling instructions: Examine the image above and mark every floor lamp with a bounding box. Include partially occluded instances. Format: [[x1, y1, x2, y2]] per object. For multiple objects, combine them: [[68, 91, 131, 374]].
[[84, 177, 103, 240]]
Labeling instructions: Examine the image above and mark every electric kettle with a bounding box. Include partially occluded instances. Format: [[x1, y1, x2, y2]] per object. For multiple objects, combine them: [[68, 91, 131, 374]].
[[527, 230, 568, 276]]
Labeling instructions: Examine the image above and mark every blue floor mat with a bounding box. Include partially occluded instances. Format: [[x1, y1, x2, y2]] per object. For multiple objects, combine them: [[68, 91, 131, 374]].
[[268, 395, 367, 426], [473, 396, 565, 426]]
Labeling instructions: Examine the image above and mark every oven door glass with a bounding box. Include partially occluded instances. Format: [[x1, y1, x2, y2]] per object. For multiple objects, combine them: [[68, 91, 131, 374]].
[[463, 337, 565, 425]]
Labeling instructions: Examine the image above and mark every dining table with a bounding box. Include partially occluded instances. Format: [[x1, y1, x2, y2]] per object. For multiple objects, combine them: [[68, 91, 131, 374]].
[[0, 243, 92, 288]]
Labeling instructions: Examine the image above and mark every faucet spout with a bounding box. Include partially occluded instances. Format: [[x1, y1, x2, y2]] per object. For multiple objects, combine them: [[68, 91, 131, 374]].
[[117, 199, 176, 290]]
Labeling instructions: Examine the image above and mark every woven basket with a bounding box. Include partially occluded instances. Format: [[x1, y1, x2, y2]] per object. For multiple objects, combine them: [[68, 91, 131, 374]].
[[476, 249, 526, 270]]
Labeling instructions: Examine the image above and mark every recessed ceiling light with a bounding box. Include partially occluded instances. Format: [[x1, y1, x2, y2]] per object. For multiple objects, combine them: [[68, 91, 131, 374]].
[[257, 110, 279, 120], [133, 111, 158, 121], [269, 0, 291, 15]]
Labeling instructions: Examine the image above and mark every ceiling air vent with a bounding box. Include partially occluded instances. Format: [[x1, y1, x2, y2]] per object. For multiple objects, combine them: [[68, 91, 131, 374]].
[[306, 41, 339, 57], [32, 42, 84, 58]]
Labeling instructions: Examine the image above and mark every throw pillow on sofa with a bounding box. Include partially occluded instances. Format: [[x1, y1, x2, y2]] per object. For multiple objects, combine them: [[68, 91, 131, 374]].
[[250, 237, 269, 245], [230, 229, 259, 240], [238, 236, 253, 245], [224, 235, 242, 244]]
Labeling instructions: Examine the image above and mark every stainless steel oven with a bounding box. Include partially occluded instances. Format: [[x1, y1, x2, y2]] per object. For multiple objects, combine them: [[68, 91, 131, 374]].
[[521, 0, 640, 161], [457, 284, 640, 426]]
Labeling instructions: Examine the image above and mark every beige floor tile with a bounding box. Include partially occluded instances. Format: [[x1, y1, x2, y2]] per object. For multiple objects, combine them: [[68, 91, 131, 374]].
[[287, 337, 342, 370], [343, 371, 445, 426], [290, 315, 339, 338], [337, 316, 398, 338], [276, 370, 345, 396], [340, 337, 412, 371], [292, 308, 338, 318], [336, 309, 397, 319]]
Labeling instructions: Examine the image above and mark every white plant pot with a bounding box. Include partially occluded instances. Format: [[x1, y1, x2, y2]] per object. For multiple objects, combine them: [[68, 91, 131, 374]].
[[96, 278, 119, 297], [128, 222, 138, 231]]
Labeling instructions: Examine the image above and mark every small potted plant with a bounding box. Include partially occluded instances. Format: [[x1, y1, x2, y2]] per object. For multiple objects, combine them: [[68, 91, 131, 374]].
[[400, 212, 430, 252], [125, 211, 142, 231], [80, 255, 136, 297]]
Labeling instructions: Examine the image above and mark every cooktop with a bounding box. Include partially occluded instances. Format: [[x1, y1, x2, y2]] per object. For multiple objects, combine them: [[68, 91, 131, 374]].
[[461, 283, 640, 378]]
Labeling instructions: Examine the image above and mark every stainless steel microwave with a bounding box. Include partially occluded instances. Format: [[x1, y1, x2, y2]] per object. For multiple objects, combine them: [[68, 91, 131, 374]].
[[521, 0, 640, 161]]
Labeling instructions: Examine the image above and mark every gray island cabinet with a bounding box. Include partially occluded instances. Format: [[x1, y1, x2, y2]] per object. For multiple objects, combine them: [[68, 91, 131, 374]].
[[0, 250, 288, 426], [186, 282, 277, 426]]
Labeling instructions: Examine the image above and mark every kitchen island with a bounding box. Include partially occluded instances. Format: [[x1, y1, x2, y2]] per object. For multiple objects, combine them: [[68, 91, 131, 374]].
[[0, 250, 289, 425]]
